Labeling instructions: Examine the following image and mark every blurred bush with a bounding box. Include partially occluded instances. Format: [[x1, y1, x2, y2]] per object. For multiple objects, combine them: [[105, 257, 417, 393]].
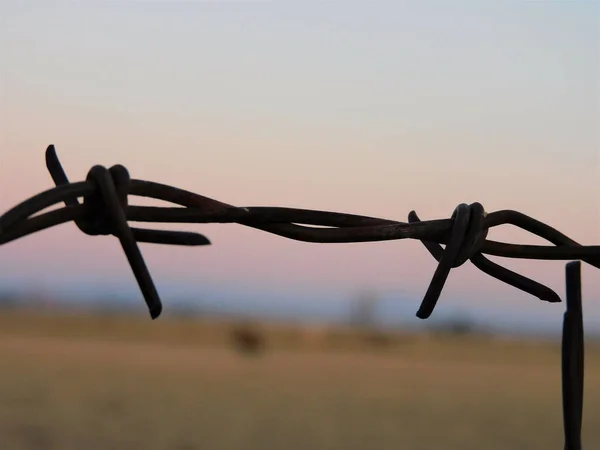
[[230, 322, 266, 356]]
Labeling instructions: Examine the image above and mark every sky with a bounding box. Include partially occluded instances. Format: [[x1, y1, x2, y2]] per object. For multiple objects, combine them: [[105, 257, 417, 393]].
[[1, 2, 599, 331]]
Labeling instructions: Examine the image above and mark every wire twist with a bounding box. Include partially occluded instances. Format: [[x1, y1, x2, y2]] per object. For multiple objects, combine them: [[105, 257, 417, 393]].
[[0, 145, 598, 319]]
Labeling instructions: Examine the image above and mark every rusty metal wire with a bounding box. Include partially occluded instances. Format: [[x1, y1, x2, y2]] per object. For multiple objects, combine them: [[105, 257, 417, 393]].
[[1, 145, 597, 319], [0, 145, 594, 449]]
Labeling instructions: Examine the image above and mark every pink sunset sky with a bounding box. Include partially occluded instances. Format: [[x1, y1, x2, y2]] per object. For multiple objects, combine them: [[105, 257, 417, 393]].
[[1, 2, 598, 323]]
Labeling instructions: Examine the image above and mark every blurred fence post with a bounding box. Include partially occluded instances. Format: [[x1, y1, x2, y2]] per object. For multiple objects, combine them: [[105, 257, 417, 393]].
[[562, 261, 584, 450]]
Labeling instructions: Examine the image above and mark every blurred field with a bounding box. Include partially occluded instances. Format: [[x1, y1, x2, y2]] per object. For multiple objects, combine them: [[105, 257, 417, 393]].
[[0, 310, 598, 450]]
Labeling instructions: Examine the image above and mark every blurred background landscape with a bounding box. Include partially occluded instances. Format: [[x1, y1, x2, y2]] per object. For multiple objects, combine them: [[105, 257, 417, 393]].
[[1, 300, 600, 450], [1, 1, 599, 449]]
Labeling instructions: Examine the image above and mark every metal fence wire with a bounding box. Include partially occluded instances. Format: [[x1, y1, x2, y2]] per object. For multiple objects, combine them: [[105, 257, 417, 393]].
[[1, 145, 594, 449]]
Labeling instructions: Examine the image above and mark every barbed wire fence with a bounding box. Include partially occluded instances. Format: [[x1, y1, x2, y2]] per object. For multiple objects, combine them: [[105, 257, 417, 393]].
[[1, 145, 594, 449]]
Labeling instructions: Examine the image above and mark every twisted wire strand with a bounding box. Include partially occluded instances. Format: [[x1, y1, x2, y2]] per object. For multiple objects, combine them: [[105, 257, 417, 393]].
[[0, 145, 598, 319]]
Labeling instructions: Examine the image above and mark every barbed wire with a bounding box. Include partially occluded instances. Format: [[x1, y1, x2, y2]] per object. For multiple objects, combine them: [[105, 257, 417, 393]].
[[0, 145, 592, 449], [1, 145, 597, 319]]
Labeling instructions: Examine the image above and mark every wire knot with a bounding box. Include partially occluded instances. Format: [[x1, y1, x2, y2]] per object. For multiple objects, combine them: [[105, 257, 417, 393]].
[[79, 165, 131, 237], [409, 202, 488, 319], [448, 202, 489, 267]]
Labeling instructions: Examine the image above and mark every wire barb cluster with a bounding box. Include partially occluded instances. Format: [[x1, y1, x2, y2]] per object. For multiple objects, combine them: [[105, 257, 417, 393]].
[[0, 145, 598, 320], [0, 145, 594, 450]]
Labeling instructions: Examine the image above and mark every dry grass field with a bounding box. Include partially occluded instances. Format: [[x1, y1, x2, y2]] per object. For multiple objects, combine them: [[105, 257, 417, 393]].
[[0, 309, 598, 450]]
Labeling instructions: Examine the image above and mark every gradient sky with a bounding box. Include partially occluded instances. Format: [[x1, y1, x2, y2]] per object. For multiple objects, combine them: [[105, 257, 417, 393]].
[[1, 2, 599, 325]]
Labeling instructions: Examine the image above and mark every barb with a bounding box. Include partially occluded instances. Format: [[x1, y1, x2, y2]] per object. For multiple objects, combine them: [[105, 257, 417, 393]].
[[1, 145, 598, 320], [1, 145, 595, 448]]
